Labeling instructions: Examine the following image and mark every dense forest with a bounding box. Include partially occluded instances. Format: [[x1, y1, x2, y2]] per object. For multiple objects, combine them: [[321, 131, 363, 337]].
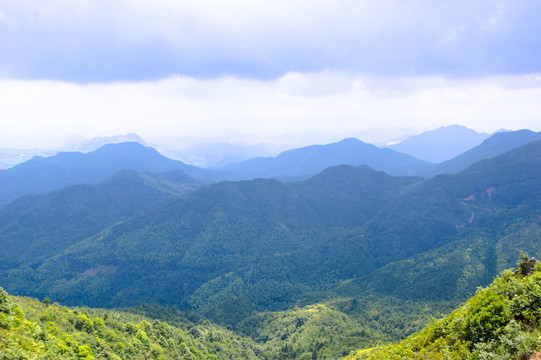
[[2, 141, 540, 315]]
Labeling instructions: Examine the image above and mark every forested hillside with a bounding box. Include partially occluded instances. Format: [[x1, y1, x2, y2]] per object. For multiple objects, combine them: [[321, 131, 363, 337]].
[[347, 139, 541, 301], [0, 286, 261, 359], [0, 169, 202, 271], [0, 165, 424, 312]]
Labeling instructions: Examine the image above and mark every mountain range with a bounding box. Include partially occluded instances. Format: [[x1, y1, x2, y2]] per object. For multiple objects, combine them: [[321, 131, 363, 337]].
[[2, 128, 540, 207], [220, 137, 433, 180], [1, 139, 540, 322], [1, 128, 541, 358], [3, 128, 540, 208], [0, 142, 237, 207]]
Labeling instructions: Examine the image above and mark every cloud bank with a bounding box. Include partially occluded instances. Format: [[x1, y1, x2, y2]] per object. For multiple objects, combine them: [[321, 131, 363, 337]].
[[1, 72, 540, 147]]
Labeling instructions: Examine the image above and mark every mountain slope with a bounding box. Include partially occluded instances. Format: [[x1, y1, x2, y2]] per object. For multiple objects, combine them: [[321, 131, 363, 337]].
[[0, 166, 421, 311], [0, 142, 235, 207], [342, 140, 541, 302], [221, 137, 432, 179], [388, 125, 490, 163], [421, 129, 541, 177]]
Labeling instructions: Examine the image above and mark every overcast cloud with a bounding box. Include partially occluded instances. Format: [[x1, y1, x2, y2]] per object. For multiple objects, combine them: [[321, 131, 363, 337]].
[[1, 0, 540, 81], [1, 0, 540, 148]]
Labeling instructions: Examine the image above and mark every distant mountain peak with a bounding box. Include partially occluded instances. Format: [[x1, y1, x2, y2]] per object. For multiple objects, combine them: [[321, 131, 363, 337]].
[[388, 125, 490, 163], [94, 141, 152, 152], [337, 137, 363, 144], [63, 133, 148, 153]]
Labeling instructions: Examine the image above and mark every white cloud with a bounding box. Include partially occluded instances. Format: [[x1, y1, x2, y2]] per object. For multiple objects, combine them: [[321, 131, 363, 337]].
[[1, 72, 540, 148]]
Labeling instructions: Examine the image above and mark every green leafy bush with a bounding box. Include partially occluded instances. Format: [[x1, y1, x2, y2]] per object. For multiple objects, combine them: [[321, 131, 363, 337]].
[[345, 260, 541, 360]]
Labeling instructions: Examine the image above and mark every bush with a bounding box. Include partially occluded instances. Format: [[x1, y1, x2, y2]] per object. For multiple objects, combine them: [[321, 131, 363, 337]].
[[464, 289, 511, 344]]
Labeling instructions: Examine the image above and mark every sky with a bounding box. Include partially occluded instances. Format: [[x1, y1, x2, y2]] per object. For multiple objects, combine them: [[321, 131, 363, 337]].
[[1, 0, 541, 149]]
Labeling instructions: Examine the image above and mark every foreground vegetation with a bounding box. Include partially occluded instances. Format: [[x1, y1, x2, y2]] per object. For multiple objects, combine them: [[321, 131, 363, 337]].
[[0, 284, 452, 359], [346, 254, 541, 359], [0, 285, 262, 359], [3, 254, 541, 359]]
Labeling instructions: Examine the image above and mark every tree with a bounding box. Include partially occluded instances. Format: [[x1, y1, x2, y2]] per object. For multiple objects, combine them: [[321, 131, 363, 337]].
[[0, 287, 10, 314]]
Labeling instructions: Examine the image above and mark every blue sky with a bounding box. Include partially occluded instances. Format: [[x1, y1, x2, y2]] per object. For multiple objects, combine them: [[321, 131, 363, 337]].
[[1, 0, 540, 148]]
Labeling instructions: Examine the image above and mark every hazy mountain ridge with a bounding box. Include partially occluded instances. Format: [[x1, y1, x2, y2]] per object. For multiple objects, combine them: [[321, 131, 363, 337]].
[[0, 142, 236, 207], [419, 129, 541, 176], [387, 125, 490, 163], [0, 133, 147, 170], [169, 141, 286, 168], [61, 133, 148, 153], [3, 128, 537, 210], [221, 137, 433, 180]]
